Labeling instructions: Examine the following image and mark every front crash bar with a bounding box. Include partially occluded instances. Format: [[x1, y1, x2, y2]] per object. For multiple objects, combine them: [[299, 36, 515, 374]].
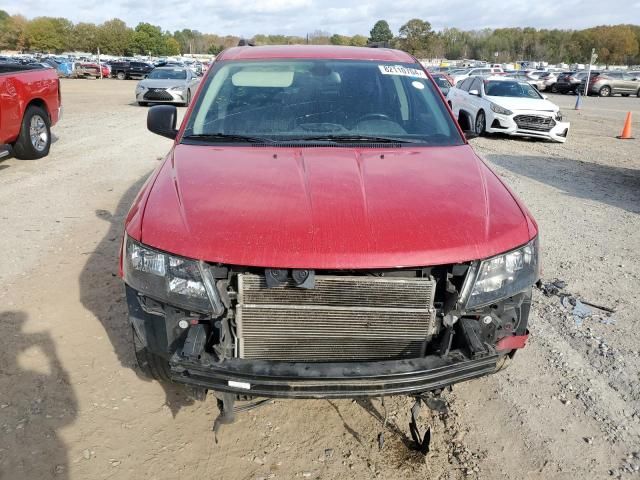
[[169, 350, 499, 399]]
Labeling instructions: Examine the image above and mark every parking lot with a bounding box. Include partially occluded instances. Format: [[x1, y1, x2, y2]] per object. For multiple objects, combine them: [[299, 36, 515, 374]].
[[0, 78, 639, 480]]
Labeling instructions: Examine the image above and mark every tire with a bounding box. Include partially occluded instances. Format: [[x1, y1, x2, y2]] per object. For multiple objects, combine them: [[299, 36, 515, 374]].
[[598, 85, 611, 97], [132, 326, 171, 382], [116, 71, 126, 80], [621, 94, 630, 97], [475, 110, 486, 136], [13, 105, 51, 160], [138, 101, 148, 107], [637, 88, 640, 98], [550, 84, 558, 93]]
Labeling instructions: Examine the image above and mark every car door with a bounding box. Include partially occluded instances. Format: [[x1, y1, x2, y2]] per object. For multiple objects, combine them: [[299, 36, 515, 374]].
[[450, 77, 473, 115], [622, 73, 638, 94], [466, 77, 484, 119]]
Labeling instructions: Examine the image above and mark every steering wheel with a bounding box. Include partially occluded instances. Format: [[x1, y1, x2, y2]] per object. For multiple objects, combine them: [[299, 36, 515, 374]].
[[354, 113, 392, 123]]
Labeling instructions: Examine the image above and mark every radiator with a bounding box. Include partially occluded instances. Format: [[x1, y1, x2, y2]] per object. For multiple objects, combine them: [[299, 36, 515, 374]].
[[236, 274, 437, 361]]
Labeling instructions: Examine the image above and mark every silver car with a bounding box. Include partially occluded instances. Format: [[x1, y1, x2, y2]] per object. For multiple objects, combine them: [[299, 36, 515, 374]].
[[135, 67, 200, 107]]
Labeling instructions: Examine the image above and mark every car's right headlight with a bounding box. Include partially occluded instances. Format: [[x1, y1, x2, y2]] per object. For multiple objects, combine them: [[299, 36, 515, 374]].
[[461, 238, 539, 309], [123, 236, 220, 313], [490, 102, 513, 116]]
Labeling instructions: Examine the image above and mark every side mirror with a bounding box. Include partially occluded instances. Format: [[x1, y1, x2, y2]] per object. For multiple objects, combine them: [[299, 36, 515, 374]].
[[469, 89, 479, 96], [0, 143, 13, 160], [147, 105, 178, 139]]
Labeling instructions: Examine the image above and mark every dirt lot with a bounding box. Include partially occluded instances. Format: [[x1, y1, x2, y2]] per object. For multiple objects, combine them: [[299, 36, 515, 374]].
[[0, 79, 639, 480]]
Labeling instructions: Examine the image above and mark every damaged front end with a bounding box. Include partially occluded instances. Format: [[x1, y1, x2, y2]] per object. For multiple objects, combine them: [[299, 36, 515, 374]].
[[123, 236, 537, 401]]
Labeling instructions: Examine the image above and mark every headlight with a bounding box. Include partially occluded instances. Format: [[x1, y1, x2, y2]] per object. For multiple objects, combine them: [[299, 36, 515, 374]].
[[123, 237, 213, 312], [555, 111, 563, 121], [136, 84, 146, 92], [463, 238, 539, 309], [490, 103, 513, 116]]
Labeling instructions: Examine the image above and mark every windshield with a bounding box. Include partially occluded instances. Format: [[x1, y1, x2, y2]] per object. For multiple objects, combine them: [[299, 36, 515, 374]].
[[434, 76, 451, 88], [183, 59, 462, 146], [148, 68, 187, 80], [484, 80, 542, 99]]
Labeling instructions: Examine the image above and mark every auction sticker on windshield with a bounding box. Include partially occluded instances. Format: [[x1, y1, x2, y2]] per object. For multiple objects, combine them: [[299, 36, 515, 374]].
[[378, 65, 427, 78]]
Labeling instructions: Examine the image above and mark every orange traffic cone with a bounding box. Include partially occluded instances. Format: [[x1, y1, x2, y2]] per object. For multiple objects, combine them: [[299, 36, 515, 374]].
[[617, 112, 634, 139]]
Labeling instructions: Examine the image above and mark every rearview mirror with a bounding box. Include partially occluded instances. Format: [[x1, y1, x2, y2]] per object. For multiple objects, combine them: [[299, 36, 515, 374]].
[[469, 89, 479, 96], [147, 105, 178, 139]]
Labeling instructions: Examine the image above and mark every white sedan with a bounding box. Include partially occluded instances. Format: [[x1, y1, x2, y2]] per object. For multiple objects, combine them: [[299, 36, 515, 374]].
[[447, 76, 570, 143]]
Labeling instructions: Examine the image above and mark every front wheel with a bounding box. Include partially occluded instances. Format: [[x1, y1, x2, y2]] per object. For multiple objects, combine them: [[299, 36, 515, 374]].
[[132, 326, 171, 382], [550, 84, 558, 93], [475, 110, 486, 136], [599, 86, 611, 97], [13, 105, 51, 160], [116, 71, 126, 80]]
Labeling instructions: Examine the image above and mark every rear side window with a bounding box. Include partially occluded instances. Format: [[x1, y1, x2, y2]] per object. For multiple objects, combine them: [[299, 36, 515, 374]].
[[459, 77, 474, 91]]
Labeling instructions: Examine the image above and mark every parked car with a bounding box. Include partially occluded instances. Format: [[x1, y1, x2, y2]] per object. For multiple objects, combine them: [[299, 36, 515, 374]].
[[507, 71, 546, 91], [554, 71, 585, 94], [584, 71, 640, 97], [452, 67, 504, 85], [537, 72, 558, 92], [109, 61, 154, 80], [72, 62, 100, 78], [121, 46, 539, 426], [0, 63, 61, 159], [432, 73, 453, 95], [135, 67, 201, 106], [447, 76, 570, 143]]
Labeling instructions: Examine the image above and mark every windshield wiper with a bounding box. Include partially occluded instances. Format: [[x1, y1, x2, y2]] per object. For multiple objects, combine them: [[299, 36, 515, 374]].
[[182, 133, 273, 143], [284, 134, 420, 144]]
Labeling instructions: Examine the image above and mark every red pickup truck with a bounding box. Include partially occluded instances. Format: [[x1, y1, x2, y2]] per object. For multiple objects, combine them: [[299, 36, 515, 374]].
[[0, 63, 61, 160]]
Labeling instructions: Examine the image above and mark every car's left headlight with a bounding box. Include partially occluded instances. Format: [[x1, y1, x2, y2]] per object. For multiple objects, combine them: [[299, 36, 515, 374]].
[[123, 236, 216, 313], [136, 84, 146, 92], [490, 102, 513, 116], [462, 238, 539, 309], [555, 111, 563, 121]]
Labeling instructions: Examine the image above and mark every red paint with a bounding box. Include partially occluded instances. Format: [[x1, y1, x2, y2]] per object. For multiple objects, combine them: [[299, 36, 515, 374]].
[[125, 46, 538, 270], [217, 45, 416, 63], [0, 68, 61, 144], [496, 334, 529, 351], [129, 144, 535, 269]]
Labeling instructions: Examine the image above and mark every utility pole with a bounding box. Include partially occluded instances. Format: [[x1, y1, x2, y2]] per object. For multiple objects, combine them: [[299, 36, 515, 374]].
[[584, 48, 597, 96], [97, 47, 102, 79]]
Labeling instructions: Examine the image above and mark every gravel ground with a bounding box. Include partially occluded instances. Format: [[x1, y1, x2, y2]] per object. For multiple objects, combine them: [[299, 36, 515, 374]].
[[0, 79, 638, 480]]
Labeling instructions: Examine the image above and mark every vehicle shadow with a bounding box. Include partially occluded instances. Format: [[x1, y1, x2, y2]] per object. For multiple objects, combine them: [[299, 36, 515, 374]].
[[78, 176, 196, 416], [485, 153, 640, 214], [0, 310, 76, 479]]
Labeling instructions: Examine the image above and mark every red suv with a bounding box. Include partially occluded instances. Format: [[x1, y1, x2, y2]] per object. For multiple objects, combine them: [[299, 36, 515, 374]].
[[122, 46, 538, 422]]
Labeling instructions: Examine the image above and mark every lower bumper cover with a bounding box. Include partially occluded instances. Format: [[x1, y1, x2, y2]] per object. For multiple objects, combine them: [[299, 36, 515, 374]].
[[169, 350, 499, 399]]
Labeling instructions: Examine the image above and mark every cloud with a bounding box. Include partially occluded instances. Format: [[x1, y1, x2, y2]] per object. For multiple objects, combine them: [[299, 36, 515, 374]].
[[2, 0, 635, 36]]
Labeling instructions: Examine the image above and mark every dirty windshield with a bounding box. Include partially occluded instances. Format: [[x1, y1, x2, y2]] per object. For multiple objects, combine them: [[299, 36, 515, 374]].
[[183, 60, 463, 145]]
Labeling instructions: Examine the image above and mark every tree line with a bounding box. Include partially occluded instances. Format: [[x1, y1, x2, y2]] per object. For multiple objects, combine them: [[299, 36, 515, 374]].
[[1, 11, 638, 65]]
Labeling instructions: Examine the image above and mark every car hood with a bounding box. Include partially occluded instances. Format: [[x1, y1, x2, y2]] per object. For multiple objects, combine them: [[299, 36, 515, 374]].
[[138, 78, 187, 88], [133, 144, 533, 269], [487, 96, 558, 113]]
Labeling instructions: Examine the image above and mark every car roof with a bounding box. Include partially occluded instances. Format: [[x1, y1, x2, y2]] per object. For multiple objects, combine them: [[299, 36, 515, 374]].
[[217, 45, 415, 63]]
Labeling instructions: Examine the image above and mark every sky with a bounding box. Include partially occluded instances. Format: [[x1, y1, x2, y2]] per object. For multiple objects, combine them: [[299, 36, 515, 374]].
[[4, 0, 640, 36]]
